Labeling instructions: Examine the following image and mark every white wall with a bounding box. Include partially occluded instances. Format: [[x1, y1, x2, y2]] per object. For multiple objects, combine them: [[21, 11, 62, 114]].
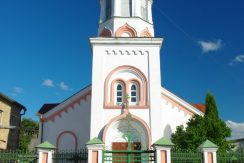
[[160, 97, 192, 139], [42, 95, 91, 150], [90, 38, 163, 144]]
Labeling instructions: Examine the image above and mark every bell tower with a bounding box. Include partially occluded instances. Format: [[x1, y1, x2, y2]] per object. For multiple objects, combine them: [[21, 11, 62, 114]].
[[90, 0, 164, 144], [98, 0, 154, 37]]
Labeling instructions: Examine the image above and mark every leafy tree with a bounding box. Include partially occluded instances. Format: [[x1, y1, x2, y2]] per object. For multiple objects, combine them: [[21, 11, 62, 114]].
[[19, 118, 39, 151], [171, 92, 231, 151]]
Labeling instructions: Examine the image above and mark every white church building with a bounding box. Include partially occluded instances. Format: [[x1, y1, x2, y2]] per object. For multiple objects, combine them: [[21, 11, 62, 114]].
[[38, 0, 206, 151]]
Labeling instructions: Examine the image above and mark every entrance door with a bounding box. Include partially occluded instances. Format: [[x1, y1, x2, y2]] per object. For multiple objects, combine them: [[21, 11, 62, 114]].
[[112, 142, 141, 150], [112, 142, 141, 163]]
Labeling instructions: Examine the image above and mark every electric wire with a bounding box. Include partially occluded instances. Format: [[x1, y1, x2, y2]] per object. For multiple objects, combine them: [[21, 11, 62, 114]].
[[154, 5, 244, 88]]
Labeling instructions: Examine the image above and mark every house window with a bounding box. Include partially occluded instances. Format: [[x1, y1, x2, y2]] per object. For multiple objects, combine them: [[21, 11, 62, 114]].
[[130, 84, 138, 105], [115, 83, 124, 105], [141, 0, 148, 21], [0, 110, 3, 126], [106, 0, 112, 19], [121, 0, 132, 17]]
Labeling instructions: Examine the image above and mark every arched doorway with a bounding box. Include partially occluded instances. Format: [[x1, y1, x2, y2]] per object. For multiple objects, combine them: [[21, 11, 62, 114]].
[[103, 113, 151, 150]]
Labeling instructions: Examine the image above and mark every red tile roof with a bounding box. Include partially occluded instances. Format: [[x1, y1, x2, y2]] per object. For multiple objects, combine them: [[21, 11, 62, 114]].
[[192, 104, 206, 113]]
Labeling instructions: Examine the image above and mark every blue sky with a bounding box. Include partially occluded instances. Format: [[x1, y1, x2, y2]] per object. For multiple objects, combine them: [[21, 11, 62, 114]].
[[0, 0, 244, 137]]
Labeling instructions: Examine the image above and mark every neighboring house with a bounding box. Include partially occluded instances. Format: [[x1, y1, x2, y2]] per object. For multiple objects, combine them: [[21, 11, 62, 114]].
[[0, 93, 26, 150], [230, 138, 244, 151], [38, 0, 206, 151]]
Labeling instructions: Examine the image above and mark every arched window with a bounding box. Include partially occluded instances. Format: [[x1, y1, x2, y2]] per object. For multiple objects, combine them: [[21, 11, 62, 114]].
[[115, 83, 124, 105], [105, 66, 148, 108], [130, 83, 138, 105]]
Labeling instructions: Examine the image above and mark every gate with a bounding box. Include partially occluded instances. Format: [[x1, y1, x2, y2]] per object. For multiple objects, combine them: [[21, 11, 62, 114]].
[[53, 149, 88, 163], [171, 148, 203, 163], [103, 113, 156, 163], [102, 149, 156, 163]]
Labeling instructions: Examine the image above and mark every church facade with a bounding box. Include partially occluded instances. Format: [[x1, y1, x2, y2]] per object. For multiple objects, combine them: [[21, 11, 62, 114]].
[[38, 0, 205, 151]]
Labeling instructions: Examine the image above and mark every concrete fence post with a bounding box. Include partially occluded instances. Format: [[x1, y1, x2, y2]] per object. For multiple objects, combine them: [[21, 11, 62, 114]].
[[198, 140, 218, 163], [153, 137, 174, 163], [35, 141, 56, 163], [86, 138, 105, 163]]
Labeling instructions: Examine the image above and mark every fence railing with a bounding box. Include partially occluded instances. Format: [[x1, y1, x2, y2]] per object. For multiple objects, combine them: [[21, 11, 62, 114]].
[[0, 150, 37, 163], [171, 148, 203, 163], [53, 148, 88, 163], [217, 150, 244, 163], [1, 147, 244, 163]]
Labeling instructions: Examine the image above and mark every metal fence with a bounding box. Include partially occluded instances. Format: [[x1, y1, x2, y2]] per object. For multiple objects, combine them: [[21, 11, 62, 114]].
[[171, 148, 203, 163], [53, 148, 88, 163], [102, 150, 156, 163], [0, 150, 37, 163], [217, 150, 244, 163]]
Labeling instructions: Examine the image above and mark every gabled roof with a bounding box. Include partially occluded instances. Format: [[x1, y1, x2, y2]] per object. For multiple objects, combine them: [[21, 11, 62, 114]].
[[86, 138, 104, 145], [36, 141, 56, 149], [39, 85, 92, 122], [229, 138, 244, 143], [154, 137, 174, 146], [39, 84, 205, 121], [161, 87, 205, 116], [38, 103, 59, 114], [199, 140, 218, 148], [0, 92, 26, 111], [38, 85, 91, 115]]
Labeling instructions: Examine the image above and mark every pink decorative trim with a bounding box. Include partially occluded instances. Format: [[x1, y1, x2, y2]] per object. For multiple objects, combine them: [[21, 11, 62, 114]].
[[104, 66, 148, 108], [140, 28, 152, 37], [161, 93, 194, 116], [115, 23, 137, 37], [102, 111, 152, 148], [41, 90, 91, 122], [92, 151, 98, 163], [208, 152, 213, 163], [100, 27, 112, 37], [56, 131, 78, 150], [42, 152, 48, 163], [160, 150, 167, 163]]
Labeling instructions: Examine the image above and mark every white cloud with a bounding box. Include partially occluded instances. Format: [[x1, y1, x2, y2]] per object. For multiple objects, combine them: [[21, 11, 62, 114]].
[[198, 39, 222, 53], [59, 82, 70, 91], [226, 120, 244, 139], [42, 79, 54, 87], [11, 87, 23, 96], [229, 55, 244, 66]]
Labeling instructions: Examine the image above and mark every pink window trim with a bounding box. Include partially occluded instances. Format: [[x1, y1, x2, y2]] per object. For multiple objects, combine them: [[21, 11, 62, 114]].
[[104, 66, 148, 109], [115, 23, 137, 37]]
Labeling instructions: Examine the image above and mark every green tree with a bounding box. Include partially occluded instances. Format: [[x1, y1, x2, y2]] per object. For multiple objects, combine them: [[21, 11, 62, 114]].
[[171, 92, 231, 151], [19, 118, 39, 151]]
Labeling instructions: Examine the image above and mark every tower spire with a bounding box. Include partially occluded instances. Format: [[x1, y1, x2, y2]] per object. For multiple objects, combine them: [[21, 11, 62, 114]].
[[98, 0, 154, 37]]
